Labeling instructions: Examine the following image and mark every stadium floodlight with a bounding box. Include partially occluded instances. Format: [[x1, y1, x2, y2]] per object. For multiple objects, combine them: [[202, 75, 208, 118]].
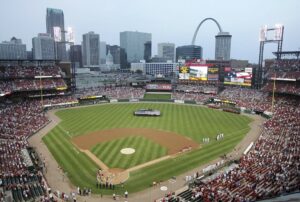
[[66, 27, 75, 43], [259, 25, 267, 42], [53, 26, 62, 42], [274, 24, 284, 41]]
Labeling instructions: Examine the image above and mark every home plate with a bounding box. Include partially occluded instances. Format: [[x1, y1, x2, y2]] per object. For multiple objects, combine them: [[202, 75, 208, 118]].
[[120, 148, 135, 155], [160, 186, 168, 191]]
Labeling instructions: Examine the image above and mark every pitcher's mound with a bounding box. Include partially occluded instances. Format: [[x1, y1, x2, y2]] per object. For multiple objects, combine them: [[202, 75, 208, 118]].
[[120, 148, 135, 155]]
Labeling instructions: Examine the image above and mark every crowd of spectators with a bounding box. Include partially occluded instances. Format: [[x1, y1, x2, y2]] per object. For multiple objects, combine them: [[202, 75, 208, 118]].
[[172, 92, 213, 103], [265, 59, 300, 72], [0, 100, 48, 140], [75, 86, 145, 99], [217, 86, 271, 112], [0, 78, 67, 93], [175, 84, 218, 94], [0, 99, 50, 201], [0, 65, 63, 78], [266, 71, 300, 80], [0, 65, 67, 94], [0, 80, 13, 94], [262, 81, 300, 96], [171, 84, 218, 103]]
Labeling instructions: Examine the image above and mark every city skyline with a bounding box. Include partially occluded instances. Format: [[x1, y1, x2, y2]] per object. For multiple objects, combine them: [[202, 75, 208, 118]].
[[0, 0, 299, 63]]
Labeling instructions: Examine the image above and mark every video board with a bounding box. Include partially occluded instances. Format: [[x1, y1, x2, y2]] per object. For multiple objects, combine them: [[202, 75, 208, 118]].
[[224, 67, 253, 86], [207, 67, 219, 81], [179, 65, 208, 81]]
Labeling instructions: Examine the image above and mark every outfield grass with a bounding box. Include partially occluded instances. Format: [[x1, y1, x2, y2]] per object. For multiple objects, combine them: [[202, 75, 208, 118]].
[[91, 136, 167, 169], [143, 93, 171, 100], [43, 103, 252, 194]]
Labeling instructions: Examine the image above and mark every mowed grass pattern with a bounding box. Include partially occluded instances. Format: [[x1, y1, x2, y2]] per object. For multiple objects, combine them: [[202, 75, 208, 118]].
[[143, 93, 171, 100], [91, 136, 167, 169], [43, 103, 252, 194]]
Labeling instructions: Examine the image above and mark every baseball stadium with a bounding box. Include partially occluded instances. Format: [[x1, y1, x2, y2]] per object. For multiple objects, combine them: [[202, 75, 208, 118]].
[[0, 9, 300, 202], [1, 50, 299, 201]]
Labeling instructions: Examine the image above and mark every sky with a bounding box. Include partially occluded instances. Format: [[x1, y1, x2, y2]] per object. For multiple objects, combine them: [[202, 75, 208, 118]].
[[0, 0, 299, 63]]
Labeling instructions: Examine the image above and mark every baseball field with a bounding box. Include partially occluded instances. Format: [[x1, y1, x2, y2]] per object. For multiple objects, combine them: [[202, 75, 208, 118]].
[[42, 103, 252, 195]]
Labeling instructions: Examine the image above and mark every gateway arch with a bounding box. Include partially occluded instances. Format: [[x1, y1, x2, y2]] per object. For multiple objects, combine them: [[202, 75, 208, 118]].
[[191, 18, 231, 60]]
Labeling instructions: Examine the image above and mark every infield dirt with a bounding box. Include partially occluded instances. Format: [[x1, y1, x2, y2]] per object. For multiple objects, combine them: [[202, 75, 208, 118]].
[[72, 128, 200, 155]]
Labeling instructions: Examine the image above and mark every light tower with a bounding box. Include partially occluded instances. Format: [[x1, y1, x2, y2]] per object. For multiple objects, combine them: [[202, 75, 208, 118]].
[[256, 24, 284, 89]]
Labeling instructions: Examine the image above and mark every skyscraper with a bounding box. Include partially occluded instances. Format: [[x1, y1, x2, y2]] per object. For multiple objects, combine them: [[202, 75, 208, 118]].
[[46, 8, 68, 61], [32, 33, 55, 60], [144, 41, 152, 62], [215, 32, 232, 60], [0, 37, 27, 60], [158, 43, 175, 62], [82, 32, 100, 67], [176, 45, 202, 61], [120, 31, 151, 63], [70, 45, 82, 68]]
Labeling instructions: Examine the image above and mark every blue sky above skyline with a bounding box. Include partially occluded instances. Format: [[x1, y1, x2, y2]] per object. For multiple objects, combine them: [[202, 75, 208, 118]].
[[0, 0, 299, 63]]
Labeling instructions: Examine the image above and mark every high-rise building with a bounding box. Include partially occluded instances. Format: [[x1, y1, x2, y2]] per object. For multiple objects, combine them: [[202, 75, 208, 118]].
[[82, 32, 100, 67], [120, 48, 128, 69], [144, 41, 152, 62], [32, 33, 55, 60], [215, 32, 232, 60], [176, 45, 202, 61], [158, 43, 175, 62], [0, 37, 27, 59], [70, 45, 82, 68], [100, 41, 107, 64], [46, 8, 68, 61], [120, 31, 151, 63]]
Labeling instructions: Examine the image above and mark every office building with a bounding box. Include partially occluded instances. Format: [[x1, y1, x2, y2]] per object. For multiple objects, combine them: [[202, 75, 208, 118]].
[[0, 37, 27, 59], [82, 32, 100, 67], [144, 41, 152, 62], [215, 32, 232, 60], [32, 33, 55, 60], [46, 8, 68, 61], [131, 62, 178, 76], [158, 43, 175, 62], [70, 45, 82, 68], [176, 45, 202, 61], [120, 31, 151, 63]]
